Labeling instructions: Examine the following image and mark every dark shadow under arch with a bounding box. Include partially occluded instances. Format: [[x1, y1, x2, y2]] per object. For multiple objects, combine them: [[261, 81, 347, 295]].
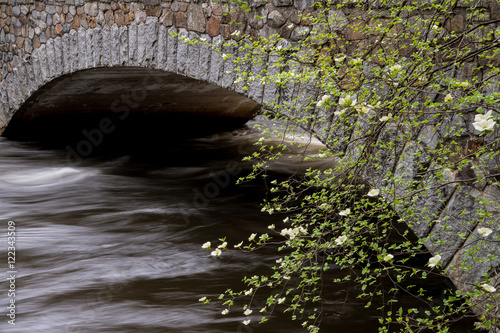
[[3, 67, 261, 154]]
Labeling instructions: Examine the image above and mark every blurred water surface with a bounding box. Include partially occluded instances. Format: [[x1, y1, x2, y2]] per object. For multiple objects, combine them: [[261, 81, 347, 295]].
[[0, 119, 476, 332]]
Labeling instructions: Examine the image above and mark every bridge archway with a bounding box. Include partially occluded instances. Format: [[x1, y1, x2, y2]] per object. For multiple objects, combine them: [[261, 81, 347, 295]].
[[3, 67, 260, 147]]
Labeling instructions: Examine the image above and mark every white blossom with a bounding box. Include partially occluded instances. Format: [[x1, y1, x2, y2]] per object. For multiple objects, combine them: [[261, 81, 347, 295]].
[[268, 224, 275, 230], [367, 188, 380, 197], [260, 307, 267, 312], [277, 297, 286, 304], [355, 104, 370, 114], [335, 56, 346, 63], [317, 95, 331, 108], [444, 94, 453, 103], [428, 254, 441, 268], [288, 23, 294, 29], [211, 248, 222, 257], [222, 309, 229, 315], [280, 228, 298, 240], [234, 241, 243, 248], [334, 109, 347, 117], [475, 110, 493, 122], [339, 94, 354, 107], [199, 296, 207, 302], [248, 233, 257, 241], [231, 30, 241, 36], [478, 227, 493, 237], [339, 208, 351, 216], [244, 288, 253, 295], [481, 284, 497, 293], [473, 119, 496, 132], [379, 113, 392, 122], [218, 242, 227, 249], [335, 235, 348, 245], [243, 319, 251, 325], [383, 254, 394, 262], [244, 309, 252, 315], [202, 241, 211, 249], [389, 64, 402, 72], [317, 94, 331, 108], [351, 58, 363, 65]]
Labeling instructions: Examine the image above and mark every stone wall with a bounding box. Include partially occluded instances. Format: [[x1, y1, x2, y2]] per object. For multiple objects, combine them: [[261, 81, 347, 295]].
[[0, 0, 318, 83]]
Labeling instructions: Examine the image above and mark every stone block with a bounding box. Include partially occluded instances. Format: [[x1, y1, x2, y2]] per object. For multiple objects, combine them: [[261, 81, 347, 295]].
[[290, 26, 309, 41], [187, 4, 206, 33], [198, 34, 211, 82], [62, 33, 70, 73], [46, 38, 56, 78], [222, 40, 237, 90], [128, 23, 138, 66], [31, 41, 43, 88], [85, 28, 94, 68], [119, 25, 128, 65], [445, 207, 500, 286], [187, 31, 200, 79], [206, 16, 220, 38], [175, 12, 187, 29], [145, 16, 158, 64], [137, 23, 146, 65], [268, 10, 286, 28], [273, 0, 293, 6], [176, 28, 188, 75], [25, 61, 36, 96], [54, 36, 63, 76], [37, 44, 49, 85], [110, 24, 120, 66], [208, 35, 224, 86], [328, 9, 348, 32], [425, 185, 484, 266], [14, 62, 28, 105], [156, 24, 167, 70], [77, 27, 87, 69], [102, 25, 111, 66], [0, 84, 8, 117], [262, 53, 281, 107], [247, 53, 267, 105], [294, 0, 315, 9], [5, 74, 20, 111], [166, 26, 178, 73], [233, 40, 251, 95], [404, 165, 458, 239], [92, 27, 102, 67]]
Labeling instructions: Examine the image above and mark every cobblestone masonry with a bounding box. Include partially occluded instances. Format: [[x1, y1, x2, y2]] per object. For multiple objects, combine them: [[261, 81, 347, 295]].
[[0, 0, 499, 322]]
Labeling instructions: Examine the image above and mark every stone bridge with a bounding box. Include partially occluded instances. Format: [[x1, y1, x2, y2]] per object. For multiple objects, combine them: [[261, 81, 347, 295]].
[[0, 0, 499, 323]]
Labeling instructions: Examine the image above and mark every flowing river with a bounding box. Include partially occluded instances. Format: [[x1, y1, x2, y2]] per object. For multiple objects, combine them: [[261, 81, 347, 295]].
[[0, 118, 476, 332]]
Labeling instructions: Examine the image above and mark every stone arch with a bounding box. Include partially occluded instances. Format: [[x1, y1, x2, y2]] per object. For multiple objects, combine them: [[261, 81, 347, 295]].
[[0, 0, 312, 134], [0, 22, 266, 136]]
